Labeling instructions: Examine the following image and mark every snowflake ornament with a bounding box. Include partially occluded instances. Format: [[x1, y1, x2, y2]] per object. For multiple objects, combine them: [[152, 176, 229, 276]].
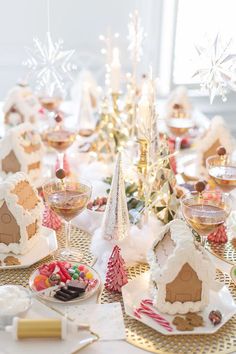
[[193, 34, 236, 103], [24, 31, 77, 96]]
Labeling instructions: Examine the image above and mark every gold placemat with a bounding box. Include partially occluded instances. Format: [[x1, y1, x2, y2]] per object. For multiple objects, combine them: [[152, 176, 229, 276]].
[[0, 225, 94, 287], [1, 227, 236, 353], [206, 239, 236, 265]]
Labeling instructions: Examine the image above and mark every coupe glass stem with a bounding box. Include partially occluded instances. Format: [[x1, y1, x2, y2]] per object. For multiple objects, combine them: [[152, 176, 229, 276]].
[[65, 220, 71, 250], [175, 137, 181, 152], [58, 152, 64, 169]]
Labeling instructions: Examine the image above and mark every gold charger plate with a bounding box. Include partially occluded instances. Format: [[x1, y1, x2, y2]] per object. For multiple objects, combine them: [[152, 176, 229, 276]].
[[206, 239, 236, 265], [1, 226, 236, 353]]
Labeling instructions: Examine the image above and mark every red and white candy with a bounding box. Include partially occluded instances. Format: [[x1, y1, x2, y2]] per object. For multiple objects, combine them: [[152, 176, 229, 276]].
[[134, 299, 173, 332]]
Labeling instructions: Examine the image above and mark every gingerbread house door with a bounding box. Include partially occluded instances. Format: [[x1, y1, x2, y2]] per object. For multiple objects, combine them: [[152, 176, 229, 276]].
[[0, 202, 21, 244], [165, 263, 202, 303]]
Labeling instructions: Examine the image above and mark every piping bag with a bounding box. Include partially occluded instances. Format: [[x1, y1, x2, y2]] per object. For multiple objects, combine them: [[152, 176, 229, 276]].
[[5, 317, 92, 340]]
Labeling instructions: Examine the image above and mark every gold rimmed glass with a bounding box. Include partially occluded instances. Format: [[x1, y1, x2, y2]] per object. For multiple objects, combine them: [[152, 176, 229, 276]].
[[206, 154, 236, 192], [43, 178, 92, 261], [181, 190, 232, 246], [43, 126, 77, 170]]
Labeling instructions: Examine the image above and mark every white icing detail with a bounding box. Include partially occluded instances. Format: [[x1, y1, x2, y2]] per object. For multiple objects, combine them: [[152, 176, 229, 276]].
[[0, 172, 43, 254], [3, 85, 42, 127], [0, 122, 44, 182], [196, 115, 235, 174], [148, 219, 217, 314]]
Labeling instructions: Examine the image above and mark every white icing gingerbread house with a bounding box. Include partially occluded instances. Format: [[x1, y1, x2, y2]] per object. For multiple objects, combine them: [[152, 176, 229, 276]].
[[3, 83, 42, 127], [196, 115, 234, 174], [165, 86, 192, 119], [0, 172, 43, 254], [148, 219, 216, 315], [0, 122, 44, 182]]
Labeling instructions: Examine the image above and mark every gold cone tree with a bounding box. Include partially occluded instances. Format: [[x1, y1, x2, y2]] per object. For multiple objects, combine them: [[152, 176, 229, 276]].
[[101, 152, 130, 241]]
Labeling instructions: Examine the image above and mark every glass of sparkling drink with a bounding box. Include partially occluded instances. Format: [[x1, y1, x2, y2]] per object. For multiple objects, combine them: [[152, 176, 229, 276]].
[[43, 178, 92, 261]]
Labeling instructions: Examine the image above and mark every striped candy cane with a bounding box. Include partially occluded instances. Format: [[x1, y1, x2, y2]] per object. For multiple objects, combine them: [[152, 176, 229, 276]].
[[134, 299, 173, 332]]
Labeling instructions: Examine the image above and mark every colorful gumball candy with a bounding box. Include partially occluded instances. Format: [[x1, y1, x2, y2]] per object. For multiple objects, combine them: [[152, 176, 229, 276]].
[[34, 275, 51, 291]]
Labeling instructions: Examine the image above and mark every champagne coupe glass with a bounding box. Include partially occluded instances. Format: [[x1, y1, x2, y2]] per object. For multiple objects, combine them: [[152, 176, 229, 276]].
[[43, 177, 92, 260], [181, 190, 232, 247], [166, 104, 194, 152], [43, 113, 77, 170], [206, 153, 236, 193], [39, 95, 62, 120]]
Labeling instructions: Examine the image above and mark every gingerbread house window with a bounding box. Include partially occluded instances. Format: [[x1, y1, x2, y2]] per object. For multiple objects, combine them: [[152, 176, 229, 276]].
[[11, 181, 39, 210]]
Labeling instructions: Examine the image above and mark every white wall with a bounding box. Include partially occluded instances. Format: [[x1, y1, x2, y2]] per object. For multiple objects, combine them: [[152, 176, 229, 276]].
[[0, 0, 161, 99]]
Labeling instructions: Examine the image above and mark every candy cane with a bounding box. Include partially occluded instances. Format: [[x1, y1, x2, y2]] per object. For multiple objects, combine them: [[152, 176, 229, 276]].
[[134, 300, 173, 332]]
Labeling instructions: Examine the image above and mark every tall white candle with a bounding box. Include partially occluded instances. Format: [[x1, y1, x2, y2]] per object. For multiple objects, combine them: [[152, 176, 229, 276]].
[[110, 47, 121, 93], [137, 83, 151, 139]]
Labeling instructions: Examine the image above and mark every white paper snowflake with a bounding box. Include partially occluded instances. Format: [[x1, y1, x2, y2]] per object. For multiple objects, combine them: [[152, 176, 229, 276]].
[[193, 34, 236, 103], [23, 31, 77, 96]]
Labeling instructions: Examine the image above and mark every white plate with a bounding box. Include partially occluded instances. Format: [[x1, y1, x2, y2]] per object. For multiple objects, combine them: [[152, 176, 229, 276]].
[[122, 271, 236, 335], [0, 227, 57, 269], [29, 262, 101, 304]]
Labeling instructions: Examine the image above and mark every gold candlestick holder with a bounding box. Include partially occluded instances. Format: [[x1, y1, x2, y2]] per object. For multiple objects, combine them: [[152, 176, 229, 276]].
[[111, 92, 121, 115], [137, 138, 148, 198]]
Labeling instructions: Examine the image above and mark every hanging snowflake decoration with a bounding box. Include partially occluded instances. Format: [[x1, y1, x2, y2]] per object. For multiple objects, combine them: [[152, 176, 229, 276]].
[[193, 34, 236, 103], [23, 31, 77, 96], [127, 10, 145, 64]]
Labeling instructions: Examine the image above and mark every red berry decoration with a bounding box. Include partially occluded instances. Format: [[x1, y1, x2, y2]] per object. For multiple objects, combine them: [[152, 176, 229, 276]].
[[209, 310, 222, 325], [195, 181, 206, 193], [105, 245, 128, 293], [216, 146, 227, 156], [207, 224, 228, 244], [56, 168, 66, 179]]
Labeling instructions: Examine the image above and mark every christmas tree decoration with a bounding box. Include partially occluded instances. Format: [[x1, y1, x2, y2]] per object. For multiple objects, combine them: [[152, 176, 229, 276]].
[[42, 205, 62, 231], [193, 33, 236, 103], [55, 154, 71, 176], [148, 136, 179, 224], [101, 152, 130, 241], [105, 245, 128, 293], [93, 96, 129, 160], [207, 224, 228, 244]]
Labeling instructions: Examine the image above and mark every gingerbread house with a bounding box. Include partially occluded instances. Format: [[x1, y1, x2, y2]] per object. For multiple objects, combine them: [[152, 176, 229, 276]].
[[148, 219, 216, 315], [0, 172, 43, 254], [196, 116, 234, 174], [3, 83, 42, 127], [0, 123, 44, 182], [165, 86, 192, 119]]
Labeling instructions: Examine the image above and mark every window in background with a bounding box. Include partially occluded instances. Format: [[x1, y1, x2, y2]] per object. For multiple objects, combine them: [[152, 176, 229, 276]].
[[173, 0, 236, 85]]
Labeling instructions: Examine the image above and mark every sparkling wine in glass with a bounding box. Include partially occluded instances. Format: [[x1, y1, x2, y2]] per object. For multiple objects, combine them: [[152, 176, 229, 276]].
[[43, 178, 91, 261], [166, 104, 194, 152], [207, 153, 236, 193], [181, 190, 232, 246], [44, 125, 77, 170]]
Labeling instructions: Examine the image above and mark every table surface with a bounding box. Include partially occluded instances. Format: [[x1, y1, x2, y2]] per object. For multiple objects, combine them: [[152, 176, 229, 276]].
[[0, 100, 223, 354]]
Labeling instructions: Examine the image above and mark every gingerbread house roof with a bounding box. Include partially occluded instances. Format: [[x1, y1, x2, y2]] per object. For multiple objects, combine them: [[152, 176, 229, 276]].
[[0, 172, 43, 254], [0, 123, 44, 180], [165, 86, 192, 119], [196, 116, 234, 172], [148, 219, 217, 314], [3, 85, 41, 120]]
